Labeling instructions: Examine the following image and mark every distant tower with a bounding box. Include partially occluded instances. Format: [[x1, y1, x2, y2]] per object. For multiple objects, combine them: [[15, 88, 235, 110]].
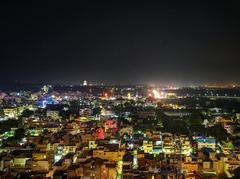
[[83, 80, 87, 86], [133, 150, 138, 169], [127, 92, 131, 100], [42, 85, 49, 94]]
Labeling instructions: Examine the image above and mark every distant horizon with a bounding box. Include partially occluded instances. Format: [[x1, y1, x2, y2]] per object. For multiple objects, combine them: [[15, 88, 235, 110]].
[[0, 80, 240, 88]]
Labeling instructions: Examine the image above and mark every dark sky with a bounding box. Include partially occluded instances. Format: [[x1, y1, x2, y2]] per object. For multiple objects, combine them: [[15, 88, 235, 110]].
[[1, 1, 240, 86]]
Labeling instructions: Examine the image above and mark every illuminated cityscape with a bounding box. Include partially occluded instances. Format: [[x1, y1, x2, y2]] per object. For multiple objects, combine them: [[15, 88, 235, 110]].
[[0, 85, 239, 178], [1, 1, 240, 179]]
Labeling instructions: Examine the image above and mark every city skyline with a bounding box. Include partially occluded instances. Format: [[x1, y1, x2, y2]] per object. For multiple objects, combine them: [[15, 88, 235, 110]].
[[1, 2, 240, 177]]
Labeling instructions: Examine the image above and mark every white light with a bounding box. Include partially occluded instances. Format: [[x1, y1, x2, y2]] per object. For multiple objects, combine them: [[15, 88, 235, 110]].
[[129, 144, 134, 149], [152, 89, 161, 99]]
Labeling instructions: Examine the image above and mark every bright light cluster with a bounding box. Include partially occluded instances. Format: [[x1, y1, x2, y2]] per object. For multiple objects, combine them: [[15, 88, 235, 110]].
[[152, 89, 161, 99]]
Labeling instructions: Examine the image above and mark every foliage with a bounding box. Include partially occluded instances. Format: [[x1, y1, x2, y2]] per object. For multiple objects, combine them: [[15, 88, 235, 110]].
[[14, 128, 25, 140], [231, 167, 240, 179], [21, 109, 33, 118], [0, 119, 18, 134], [233, 125, 240, 135], [206, 124, 230, 141], [2, 128, 25, 146], [92, 107, 101, 116], [155, 109, 188, 134]]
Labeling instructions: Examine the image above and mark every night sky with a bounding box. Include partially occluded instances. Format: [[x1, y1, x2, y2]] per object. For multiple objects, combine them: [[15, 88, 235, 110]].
[[1, 1, 240, 86]]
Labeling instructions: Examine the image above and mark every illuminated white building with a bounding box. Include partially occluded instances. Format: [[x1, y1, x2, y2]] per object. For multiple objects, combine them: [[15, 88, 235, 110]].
[[83, 80, 87, 86]]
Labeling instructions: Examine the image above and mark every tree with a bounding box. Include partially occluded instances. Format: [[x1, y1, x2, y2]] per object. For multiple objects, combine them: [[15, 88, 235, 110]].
[[0, 119, 18, 134], [21, 109, 33, 118], [14, 128, 25, 140], [206, 124, 229, 141], [2, 128, 25, 146], [185, 111, 203, 126], [155, 109, 165, 124], [231, 167, 240, 179], [233, 125, 240, 135], [92, 107, 101, 116]]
